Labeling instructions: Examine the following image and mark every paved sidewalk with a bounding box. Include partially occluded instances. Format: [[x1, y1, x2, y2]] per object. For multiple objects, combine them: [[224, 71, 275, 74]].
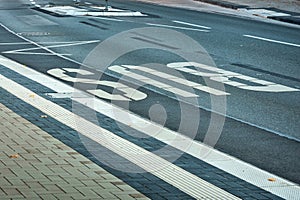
[[0, 103, 148, 199]]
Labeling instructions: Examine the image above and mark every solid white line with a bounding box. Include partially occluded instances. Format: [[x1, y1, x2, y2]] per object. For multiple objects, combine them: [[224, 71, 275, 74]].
[[146, 23, 210, 32], [3, 40, 100, 54], [0, 72, 240, 200], [244, 34, 300, 48], [173, 20, 211, 30], [1, 55, 299, 199], [0, 41, 100, 45], [2, 52, 71, 56]]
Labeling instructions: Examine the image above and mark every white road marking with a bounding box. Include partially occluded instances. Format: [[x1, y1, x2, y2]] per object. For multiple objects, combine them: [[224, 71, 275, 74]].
[[108, 65, 198, 98], [244, 34, 300, 48], [3, 52, 71, 56], [167, 62, 299, 92], [3, 40, 100, 55], [109, 65, 229, 96], [146, 23, 210, 32], [1, 55, 299, 199], [0, 23, 84, 65], [0, 41, 99, 45], [40, 6, 146, 17], [85, 16, 124, 22], [172, 20, 211, 30], [0, 74, 240, 200], [47, 68, 147, 101]]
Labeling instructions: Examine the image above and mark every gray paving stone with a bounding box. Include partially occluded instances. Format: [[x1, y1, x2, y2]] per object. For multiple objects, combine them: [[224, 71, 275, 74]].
[[18, 188, 41, 198], [39, 194, 59, 200]]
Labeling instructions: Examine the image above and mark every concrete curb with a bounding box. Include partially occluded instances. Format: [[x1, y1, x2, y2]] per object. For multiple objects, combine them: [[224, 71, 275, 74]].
[[194, 0, 300, 25], [194, 0, 248, 9], [269, 16, 300, 25]]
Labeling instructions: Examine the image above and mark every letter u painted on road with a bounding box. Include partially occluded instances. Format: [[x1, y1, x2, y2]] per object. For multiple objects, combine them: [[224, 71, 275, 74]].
[[167, 62, 299, 93]]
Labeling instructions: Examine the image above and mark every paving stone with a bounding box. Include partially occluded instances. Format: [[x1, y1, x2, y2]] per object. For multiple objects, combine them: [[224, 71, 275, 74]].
[[39, 194, 59, 200], [0, 103, 147, 200]]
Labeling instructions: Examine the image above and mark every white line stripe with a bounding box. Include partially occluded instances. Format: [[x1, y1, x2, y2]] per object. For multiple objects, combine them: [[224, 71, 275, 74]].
[[0, 41, 100, 45], [2, 52, 71, 56], [0, 73, 240, 200], [1, 56, 299, 199], [3, 40, 100, 54], [146, 23, 210, 32], [173, 20, 211, 30], [244, 34, 300, 48], [80, 16, 124, 22]]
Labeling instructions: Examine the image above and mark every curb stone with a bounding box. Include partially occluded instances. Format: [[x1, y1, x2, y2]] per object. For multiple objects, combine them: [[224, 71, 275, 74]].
[[194, 0, 300, 25], [194, 0, 248, 9]]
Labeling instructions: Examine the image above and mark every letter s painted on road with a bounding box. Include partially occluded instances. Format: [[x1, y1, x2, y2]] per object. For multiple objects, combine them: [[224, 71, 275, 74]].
[[47, 68, 147, 101]]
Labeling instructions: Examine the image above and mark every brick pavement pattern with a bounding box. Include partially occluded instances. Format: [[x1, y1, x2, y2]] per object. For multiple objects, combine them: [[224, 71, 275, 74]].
[[0, 103, 149, 200]]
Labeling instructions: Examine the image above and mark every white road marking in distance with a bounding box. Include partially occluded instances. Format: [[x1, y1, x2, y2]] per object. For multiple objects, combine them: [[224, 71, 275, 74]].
[[3, 40, 100, 54], [172, 20, 211, 30], [146, 23, 210, 32], [0, 41, 99, 45], [2, 40, 99, 56], [80, 16, 124, 22], [0, 23, 95, 67], [244, 34, 300, 48]]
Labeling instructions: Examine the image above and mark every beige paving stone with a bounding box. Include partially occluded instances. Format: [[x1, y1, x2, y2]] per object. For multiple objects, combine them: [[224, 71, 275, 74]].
[[0, 103, 148, 199]]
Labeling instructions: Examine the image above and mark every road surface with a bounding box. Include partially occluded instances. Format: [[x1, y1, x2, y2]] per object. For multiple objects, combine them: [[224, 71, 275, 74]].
[[0, 0, 299, 185]]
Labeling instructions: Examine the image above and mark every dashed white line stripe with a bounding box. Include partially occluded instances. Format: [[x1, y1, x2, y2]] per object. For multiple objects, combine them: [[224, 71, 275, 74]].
[[0, 73, 241, 200], [146, 23, 210, 32], [172, 20, 211, 30], [81, 16, 124, 22], [244, 34, 300, 48]]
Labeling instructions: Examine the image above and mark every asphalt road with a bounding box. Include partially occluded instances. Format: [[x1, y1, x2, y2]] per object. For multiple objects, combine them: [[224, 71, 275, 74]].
[[0, 0, 299, 183]]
